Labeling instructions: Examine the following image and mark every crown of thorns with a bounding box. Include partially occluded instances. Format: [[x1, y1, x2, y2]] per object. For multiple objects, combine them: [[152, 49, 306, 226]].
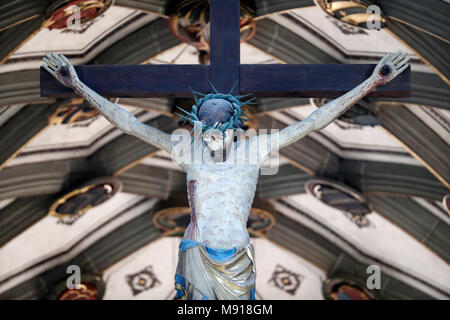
[[175, 81, 256, 133]]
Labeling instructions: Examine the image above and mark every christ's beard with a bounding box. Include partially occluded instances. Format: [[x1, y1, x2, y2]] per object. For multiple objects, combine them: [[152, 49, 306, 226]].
[[203, 131, 233, 152], [204, 136, 225, 151]]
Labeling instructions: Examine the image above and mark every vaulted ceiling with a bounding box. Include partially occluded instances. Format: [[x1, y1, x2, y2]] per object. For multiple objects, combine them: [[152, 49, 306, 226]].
[[0, 0, 448, 300]]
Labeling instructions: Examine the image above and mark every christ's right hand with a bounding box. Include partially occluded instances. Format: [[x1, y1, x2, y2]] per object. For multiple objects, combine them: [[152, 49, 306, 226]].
[[42, 52, 79, 89], [41, 52, 172, 154]]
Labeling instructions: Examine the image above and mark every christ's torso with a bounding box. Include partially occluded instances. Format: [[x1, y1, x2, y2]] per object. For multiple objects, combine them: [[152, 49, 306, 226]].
[[180, 139, 265, 249]]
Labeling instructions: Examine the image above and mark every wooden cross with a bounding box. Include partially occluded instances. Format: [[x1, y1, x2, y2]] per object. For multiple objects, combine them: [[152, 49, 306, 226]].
[[40, 0, 410, 99]]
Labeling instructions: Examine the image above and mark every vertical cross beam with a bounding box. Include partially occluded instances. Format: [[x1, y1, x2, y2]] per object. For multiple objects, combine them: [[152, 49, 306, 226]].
[[209, 0, 240, 95]]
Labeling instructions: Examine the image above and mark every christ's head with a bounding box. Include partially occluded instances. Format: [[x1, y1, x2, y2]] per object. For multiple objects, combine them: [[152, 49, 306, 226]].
[[175, 82, 255, 152], [198, 98, 243, 152]]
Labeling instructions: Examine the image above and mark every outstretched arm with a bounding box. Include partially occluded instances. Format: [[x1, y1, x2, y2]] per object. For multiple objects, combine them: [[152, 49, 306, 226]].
[[272, 51, 410, 151], [42, 52, 172, 154]]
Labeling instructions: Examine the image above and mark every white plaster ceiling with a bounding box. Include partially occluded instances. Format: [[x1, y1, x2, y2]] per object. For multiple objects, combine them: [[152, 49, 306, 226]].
[[0, 7, 157, 73], [101, 236, 326, 300], [0, 193, 156, 294], [274, 6, 433, 74], [273, 194, 450, 298], [5, 106, 159, 167], [267, 105, 421, 165]]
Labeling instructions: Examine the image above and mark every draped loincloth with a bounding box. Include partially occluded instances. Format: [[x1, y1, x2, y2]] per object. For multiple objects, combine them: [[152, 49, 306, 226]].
[[175, 239, 256, 300]]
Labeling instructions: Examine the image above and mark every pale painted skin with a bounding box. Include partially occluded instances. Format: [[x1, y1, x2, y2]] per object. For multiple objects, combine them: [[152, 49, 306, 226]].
[[43, 51, 410, 249]]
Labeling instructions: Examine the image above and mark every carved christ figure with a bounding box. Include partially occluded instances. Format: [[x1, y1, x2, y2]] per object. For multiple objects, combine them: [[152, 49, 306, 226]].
[[43, 51, 409, 300]]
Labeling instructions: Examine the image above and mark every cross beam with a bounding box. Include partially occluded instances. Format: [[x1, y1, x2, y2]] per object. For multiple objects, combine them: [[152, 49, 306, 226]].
[[40, 0, 410, 99]]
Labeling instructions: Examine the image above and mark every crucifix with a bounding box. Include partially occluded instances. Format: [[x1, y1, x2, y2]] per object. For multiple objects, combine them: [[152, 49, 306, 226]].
[[41, 0, 410, 300]]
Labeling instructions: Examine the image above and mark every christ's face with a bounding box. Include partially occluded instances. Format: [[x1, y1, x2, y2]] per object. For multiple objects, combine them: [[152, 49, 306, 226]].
[[203, 129, 234, 152]]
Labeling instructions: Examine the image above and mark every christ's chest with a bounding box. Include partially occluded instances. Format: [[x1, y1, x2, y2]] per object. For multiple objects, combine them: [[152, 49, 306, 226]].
[[185, 160, 260, 207], [186, 161, 260, 185]]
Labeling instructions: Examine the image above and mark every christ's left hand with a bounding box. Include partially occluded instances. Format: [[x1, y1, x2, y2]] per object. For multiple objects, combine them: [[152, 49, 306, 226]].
[[370, 51, 410, 87]]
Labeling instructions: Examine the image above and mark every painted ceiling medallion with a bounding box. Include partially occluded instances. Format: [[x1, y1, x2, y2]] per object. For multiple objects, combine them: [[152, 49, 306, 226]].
[[49, 177, 122, 220], [45, 0, 114, 30], [315, 0, 386, 30], [269, 264, 304, 296], [443, 195, 450, 215], [48, 274, 105, 300], [58, 283, 98, 300], [49, 98, 99, 125], [153, 206, 275, 236], [323, 277, 375, 300], [168, 0, 256, 57], [126, 265, 161, 296], [305, 178, 372, 228]]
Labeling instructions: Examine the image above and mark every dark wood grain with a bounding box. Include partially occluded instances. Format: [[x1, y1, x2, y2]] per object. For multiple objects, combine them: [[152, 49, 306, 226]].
[[41, 63, 410, 98], [240, 64, 411, 98], [41, 65, 210, 98], [209, 0, 240, 94]]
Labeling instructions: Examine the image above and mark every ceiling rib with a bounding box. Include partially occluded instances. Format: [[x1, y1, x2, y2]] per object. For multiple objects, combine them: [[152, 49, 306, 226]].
[[0, 103, 58, 171], [268, 205, 446, 299], [369, 195, 450, 263], [368, 103, 450, 188], [341, 160, 448, 201], [0, 200, 162, 299]]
